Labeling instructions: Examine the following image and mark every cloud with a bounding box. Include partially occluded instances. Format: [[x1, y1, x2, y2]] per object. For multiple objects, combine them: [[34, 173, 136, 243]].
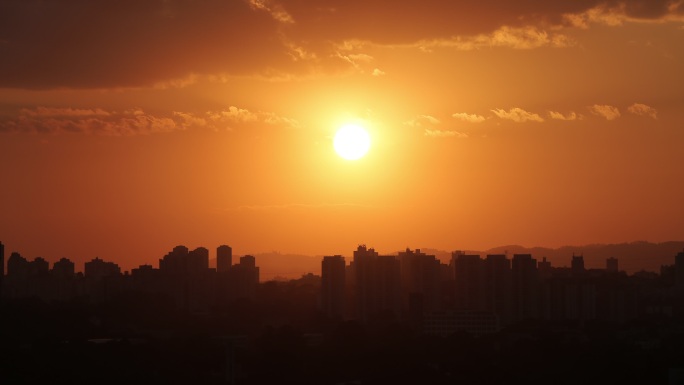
[[173, 111, 208, 128], [563, 1, 684, 28], [404, 115, 441, 127], [452, 112, 486, 123], [208, 106, 260, 124], [2, 0, 682, 89], [548, 111, 581, 120], [207, 106, 300, 129], [19, 107, 112, 118], [491, 108, 544, 123], [0, 107, 178, 135], [421, 26, 576, 51], [372, 68, 386, 76], [0, 105, 299, 135], [627, 103, 658, 119], [248, 0, 295, 24], [424, 129, 468, 138], [589, 104, 621, 120]]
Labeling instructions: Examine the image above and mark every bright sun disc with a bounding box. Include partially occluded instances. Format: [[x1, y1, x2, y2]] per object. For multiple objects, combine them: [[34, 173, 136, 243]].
[[333, 124, 371, 160]]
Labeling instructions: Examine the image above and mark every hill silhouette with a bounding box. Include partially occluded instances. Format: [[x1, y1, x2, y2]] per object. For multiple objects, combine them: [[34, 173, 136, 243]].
[[421, 241, 684, 274]]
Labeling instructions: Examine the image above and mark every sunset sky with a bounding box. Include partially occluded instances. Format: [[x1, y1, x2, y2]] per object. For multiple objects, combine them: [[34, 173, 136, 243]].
[[1, 0, 683, 272]]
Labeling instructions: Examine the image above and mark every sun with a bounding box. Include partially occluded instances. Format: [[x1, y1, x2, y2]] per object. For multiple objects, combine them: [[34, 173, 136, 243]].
[[333, 124, 371, 160]]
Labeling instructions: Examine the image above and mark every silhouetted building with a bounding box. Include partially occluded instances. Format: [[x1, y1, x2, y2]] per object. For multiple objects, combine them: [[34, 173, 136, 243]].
[[159, 245, 211, 275], [675, 250, 684, 290], [239, 255, 256, 269], [353, 245, 401, 322], [85, 257, 121, 280], [84, 257, 123, 302], [159, 245, 190, 274], [189, 247, 210, 273], [7, 252, 29, 280], [132, 264, 156, 277], [217, 245, 232, 273], [453, 252, 485, 311], [571, 254, 585, 277], [158, 245, 215, 310], [399, 248, 441, 316], [511, 254, 539, 322], [375, 255, 402, 320], [321, 255, 346, 319], [606, 257, 619, 273], [538, 257, 552, 280], [227, 255, 259, 300], [51, 257, 76, 301], [484, 254, 512, 325], [30, 257, 50, 275], [52, 258, 75, 278]]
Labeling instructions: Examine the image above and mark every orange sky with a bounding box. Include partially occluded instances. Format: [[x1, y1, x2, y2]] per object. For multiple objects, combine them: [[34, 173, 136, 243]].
[[1, 0, 683, 272]]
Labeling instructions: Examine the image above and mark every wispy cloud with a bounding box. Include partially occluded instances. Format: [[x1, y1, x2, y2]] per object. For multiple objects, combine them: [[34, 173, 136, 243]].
[[419, 26, 576, 51], [0, 105, 300, 135], [248, 0, 294, 24], [452, 112, 486, 123], [372, 68, 386, 77], [0, 107, 178, 135], [404, 115, 441, 127], [424, 129, 468, 138], [548, 111, 581, 120], [564, 2, 684, 29], [492, 108, 544, 123], [207, 106, 300, 129], [627, 103, 658, 119], [589, 104, 621, 120]]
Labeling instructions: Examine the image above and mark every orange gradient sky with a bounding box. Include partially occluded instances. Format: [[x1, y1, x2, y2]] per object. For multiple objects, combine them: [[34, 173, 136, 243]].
[[1, 0, 683, 272]]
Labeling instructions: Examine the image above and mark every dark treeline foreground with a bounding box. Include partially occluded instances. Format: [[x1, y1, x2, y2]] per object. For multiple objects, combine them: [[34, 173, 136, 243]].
[[2, 278, 684, 385]]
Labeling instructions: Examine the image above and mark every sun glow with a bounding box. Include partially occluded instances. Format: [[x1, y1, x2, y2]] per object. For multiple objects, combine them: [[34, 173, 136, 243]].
[[333, 124, 371, 160]]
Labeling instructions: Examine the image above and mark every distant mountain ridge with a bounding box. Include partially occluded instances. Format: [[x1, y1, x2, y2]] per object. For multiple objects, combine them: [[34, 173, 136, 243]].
[[420, 241, 684, 274], [218, 241, 684, 281]]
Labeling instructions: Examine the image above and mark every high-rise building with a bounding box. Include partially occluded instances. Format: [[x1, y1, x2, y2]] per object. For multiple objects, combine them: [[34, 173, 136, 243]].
[[188, 247, 209, 273], [52, 258, 75, 278], [321, 255, 346, 319], [606, 257, 618, 273], [159, 245, 189, 274], [675, 250, 684, 291], [399, 248, 441, 314], [158, 245, 209, 275], [84, 257, 121, 280], [453, 253, 485, 311], [353, 245, 401, 322], [6, 252, 28, 279], [538, 257, 552, 280], [571, 254, 585, 277], [239, 255, 256, 269], [511, 254, 539, 322], [484, 254, 512, 325], [217, 245, 232, 272], [30, 257, 50, 275]]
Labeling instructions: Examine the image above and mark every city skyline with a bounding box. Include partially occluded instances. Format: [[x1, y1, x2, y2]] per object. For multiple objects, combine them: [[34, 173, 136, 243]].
[[4, 240, 684, 327], [2, 239, 684, 280], [3, 238, 684, 383]]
